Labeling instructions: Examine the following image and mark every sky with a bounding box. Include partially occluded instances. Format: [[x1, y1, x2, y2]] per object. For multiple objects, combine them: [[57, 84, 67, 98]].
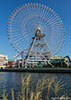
[[0, 0, 71, 59]]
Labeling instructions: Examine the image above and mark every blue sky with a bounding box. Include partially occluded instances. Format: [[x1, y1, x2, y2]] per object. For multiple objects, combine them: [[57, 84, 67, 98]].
[[0, 0, 71, 59]]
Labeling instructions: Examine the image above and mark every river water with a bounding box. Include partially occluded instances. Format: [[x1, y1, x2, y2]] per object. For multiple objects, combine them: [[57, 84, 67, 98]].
[[0, 72, 71, 99]]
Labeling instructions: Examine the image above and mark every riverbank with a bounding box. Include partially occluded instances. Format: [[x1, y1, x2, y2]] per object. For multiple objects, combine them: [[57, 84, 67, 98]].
[[0, 68, 71, 73]]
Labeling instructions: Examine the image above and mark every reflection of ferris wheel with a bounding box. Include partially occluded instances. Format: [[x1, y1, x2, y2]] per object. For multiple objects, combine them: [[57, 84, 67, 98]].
[[7, 3, 65, 67]]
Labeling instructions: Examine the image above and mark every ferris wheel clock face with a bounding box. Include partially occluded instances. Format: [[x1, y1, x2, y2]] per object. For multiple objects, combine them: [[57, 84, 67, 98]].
[[7, 3, 65, 56]]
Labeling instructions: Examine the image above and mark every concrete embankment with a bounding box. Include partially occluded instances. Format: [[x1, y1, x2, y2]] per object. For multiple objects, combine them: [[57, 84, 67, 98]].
[[0, 68, 71, 73]]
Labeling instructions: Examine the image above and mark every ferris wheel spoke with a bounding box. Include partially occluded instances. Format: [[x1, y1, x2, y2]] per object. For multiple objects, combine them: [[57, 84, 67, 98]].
[[13, 36, 25, 43], [45, 17, 61, 26], [20, 41, 31, 50], [20, 37, 33, 49], [40, 7, 56, 25], [10, 33, 22, 37], [41, 9, 52, 23], [42, 16, 60, 27], [18, 41, 25, 48], [16, 39, 25, 46], [11, 35, 22, 40]]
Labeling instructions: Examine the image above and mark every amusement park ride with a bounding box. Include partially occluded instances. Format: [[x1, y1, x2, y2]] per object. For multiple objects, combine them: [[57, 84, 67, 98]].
[[7, 3, 65, 68]]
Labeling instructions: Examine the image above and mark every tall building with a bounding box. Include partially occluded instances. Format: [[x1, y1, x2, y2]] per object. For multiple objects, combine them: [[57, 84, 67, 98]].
[[0, 54, 8, 68]]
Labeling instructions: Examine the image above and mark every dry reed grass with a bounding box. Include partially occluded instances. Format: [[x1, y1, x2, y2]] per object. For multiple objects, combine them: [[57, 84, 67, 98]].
[[2, 74, 69, 100]]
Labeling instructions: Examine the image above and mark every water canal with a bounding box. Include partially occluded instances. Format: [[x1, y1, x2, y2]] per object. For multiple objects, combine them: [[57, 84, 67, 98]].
[[0, 72, 71, 99]]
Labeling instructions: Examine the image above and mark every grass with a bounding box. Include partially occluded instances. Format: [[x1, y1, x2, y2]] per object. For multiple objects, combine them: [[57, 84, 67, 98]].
[[2, 75, 70, 100]]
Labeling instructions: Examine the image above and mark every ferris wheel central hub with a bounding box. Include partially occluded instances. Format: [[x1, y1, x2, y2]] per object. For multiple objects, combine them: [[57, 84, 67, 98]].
[[35, 33, 45, 37], [35, 27, 45, 37], [36, 27, 42, 33]]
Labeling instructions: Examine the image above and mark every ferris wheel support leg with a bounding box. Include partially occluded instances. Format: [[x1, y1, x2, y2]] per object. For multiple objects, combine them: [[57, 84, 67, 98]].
[[21, 52, 24, 68], [25, 65, 27, 68], [47, 60, 54, 67], [24, 37, 36, 68]]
